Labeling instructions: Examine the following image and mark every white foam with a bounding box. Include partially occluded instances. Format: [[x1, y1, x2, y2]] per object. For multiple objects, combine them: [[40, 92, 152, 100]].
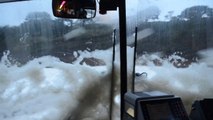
[[1, 47, 213, 119], [134, 50, 213, 112], [0, 51, 112, 120]]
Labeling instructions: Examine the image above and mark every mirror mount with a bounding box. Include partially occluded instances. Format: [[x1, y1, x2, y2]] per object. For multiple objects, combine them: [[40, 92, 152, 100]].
[[99, 0, 118, 14]]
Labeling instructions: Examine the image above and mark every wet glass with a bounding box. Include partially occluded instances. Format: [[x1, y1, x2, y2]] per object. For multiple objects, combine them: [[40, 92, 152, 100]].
[[0, 0, 118, 120], [126, 0, 213, 113]]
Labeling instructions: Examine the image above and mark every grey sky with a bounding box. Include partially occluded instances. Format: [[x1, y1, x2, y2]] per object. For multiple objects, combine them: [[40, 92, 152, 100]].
[[126, 0, 213, 19], [0, 0, 52, 26], [0, 0, 213, 26]]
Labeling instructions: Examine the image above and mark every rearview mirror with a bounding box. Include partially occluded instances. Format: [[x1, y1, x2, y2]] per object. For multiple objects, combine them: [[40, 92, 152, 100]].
[[52, 0, 96, 19]]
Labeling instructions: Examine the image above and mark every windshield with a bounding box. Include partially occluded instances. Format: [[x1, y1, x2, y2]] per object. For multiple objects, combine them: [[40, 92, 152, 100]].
[[1, 0, 213, 120], [0, 0, 119, 120], [126, 0, 213, 113]]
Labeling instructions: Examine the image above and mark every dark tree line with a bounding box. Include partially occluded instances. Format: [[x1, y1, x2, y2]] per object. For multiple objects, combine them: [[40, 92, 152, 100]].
[[1, 5, 213, 64], [136, 5, 213, 61], [0, 11, 113, 64]]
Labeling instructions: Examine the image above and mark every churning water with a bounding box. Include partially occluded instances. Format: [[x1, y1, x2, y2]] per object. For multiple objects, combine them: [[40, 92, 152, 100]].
[[0, 47, 213, 120]]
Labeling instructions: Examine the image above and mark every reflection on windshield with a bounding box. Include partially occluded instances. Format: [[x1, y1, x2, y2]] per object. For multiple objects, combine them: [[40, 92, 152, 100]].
[[126, 0, 213, 113]]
